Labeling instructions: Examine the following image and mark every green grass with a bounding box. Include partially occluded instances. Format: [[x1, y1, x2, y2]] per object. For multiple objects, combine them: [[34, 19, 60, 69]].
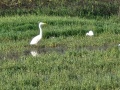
[[0, 15, 120, 90]]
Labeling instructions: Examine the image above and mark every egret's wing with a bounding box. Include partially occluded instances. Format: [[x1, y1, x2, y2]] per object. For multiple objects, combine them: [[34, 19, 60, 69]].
[[90, 31, 94, 35], [30, 35, 41, 45]]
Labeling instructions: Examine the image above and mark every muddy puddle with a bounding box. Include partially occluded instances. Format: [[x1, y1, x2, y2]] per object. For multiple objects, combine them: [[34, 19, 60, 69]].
[[24, 45, 67, 57], [0, 44, 119, 60], [0, 45, 67, 60]]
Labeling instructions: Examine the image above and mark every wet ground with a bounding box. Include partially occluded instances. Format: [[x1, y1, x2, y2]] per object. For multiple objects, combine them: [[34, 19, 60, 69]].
[[0, 44, 119, 60], [24, 45, 67, 57], [0, 45, 67, 60]]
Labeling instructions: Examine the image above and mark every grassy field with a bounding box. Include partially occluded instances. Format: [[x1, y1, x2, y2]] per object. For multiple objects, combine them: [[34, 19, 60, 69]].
[[0, 15, 120, 90]]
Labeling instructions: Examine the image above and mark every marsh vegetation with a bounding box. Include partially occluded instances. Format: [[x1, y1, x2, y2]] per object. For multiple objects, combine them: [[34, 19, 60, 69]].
[[0, 15, 120, 89], [0, 0, 120, 89]]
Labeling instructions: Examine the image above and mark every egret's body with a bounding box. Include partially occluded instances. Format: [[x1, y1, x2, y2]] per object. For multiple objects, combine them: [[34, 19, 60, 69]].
[[86, 30, 94, 36], [30, 35, 42, 45], [30, 22, 46, 45], [118, 44, 120, 46]]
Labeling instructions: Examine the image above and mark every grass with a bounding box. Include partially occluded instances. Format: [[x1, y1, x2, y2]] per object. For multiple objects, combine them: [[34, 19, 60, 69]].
[[0, 15, 120, 90]]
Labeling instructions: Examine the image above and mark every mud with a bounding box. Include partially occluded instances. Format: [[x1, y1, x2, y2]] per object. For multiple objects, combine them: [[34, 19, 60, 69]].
[[0, 44, 119, 59]]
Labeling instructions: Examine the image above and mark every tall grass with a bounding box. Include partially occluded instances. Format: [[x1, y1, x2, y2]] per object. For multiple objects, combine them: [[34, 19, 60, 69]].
[[0, 15, 120, 89]]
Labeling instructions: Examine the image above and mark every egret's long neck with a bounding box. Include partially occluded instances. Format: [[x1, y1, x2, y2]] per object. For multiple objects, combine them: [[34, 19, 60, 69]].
[[39, 24, 42, 37]]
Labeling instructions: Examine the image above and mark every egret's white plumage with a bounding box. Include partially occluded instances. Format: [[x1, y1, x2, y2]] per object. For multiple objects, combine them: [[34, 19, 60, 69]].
[[118, 44, 120, 46], [86, 30, 94, 36], [30, 22, 46, 45]]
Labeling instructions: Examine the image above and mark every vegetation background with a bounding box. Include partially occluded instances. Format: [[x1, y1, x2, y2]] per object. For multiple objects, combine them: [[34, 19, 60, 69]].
[[0, 0, 120, 17], [0, 0, 120, 90]]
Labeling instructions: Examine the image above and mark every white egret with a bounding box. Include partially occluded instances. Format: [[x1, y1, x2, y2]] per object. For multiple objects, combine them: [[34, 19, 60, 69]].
[[86, 30, 94, 36], [118, 44, 120, 46], [30, 22, 46, 45]]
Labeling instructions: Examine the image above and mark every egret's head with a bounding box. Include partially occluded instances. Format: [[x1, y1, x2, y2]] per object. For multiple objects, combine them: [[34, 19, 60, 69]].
[[39, 22, 46, 26]]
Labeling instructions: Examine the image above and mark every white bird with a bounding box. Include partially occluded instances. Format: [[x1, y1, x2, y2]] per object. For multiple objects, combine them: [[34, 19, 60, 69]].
[[30, 22, 46, 45], [118, 44, 120, 46], [86, 30, 94, 36]]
